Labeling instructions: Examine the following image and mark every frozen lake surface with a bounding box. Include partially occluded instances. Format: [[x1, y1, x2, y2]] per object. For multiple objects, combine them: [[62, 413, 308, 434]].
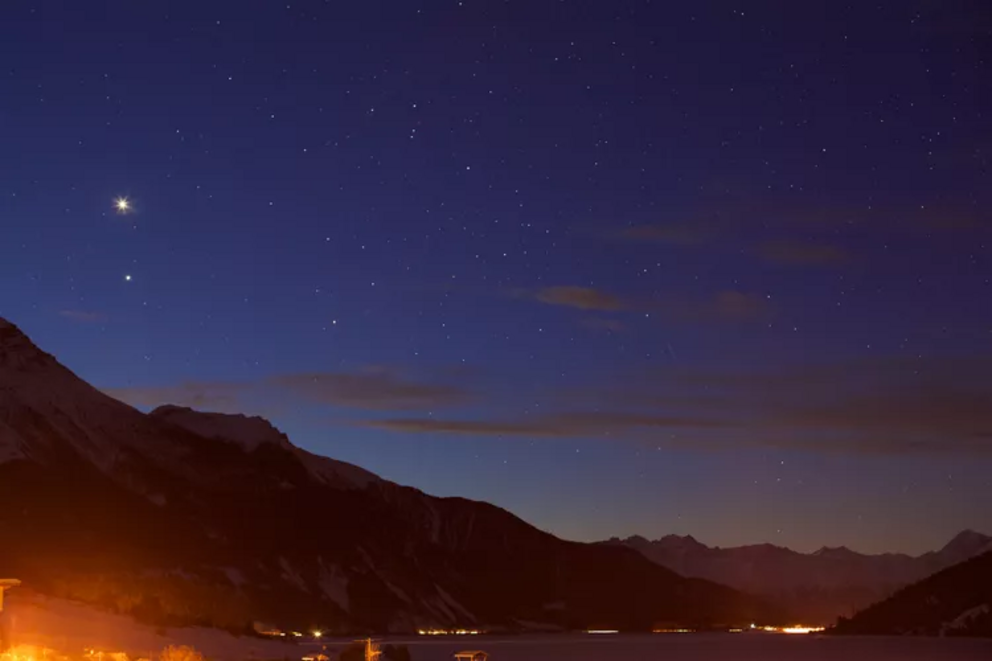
[[315, 634, 992, 661]]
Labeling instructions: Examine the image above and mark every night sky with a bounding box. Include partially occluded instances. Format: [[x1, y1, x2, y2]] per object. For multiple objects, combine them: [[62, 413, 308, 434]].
[[3, 1, 991, 555]]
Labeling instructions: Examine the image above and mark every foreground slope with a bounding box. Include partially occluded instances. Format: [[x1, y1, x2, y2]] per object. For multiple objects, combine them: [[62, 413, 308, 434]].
[[832, 551, 992, 637], [4, 589, 300, 661], [609, 531, 992, 624], [0, 318, 771, 634]]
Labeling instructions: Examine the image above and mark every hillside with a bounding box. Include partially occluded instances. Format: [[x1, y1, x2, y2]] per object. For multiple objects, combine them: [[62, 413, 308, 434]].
[[609, 530, 991, 624], [2, 589, 299, 661], [832, 551, 992, 637], [0, 317, 773, 637]]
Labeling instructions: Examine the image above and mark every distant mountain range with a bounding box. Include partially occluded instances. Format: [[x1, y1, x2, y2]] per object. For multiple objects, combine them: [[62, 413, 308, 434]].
[[833, 550, 992, 637], [0, 317, 772, 634], [607, 530, 992, 624]]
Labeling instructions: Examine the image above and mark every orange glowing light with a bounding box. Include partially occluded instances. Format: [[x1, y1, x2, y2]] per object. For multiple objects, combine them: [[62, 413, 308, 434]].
[[781, 626, 826, 634], [417, 629, 482, 636]]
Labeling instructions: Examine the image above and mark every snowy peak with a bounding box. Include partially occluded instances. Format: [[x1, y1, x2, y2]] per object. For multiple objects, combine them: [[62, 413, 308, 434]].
[[939, 529, 992, 562], [149, 405, 380, 490], [150, 405, 291, 451], [0, 318, 378, 490], [290, 445, 380, 490], [658, 534, 708, 552], [0, 318, 59, 373], [0, 317, 130, 412], [0, 317, 157, 471]]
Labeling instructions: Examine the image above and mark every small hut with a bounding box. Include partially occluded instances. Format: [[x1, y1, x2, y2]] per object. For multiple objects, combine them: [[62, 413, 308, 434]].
[[0, 579, 20, 612], [0, 579, 21, 652], [454, 652, 489, 661]]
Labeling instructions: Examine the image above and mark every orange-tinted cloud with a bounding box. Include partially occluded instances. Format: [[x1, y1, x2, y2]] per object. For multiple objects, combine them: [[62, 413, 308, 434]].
[[667, 290, 771, 323], [59, 310, 107, 323], [534, 286, 625, 311], [362, 411, 730, 438], [270, 368, 469, 410]]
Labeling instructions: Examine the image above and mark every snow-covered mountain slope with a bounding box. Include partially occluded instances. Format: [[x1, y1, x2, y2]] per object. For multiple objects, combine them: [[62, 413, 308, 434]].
[[0, 318, 155, 470], [150, 405, 292, 452], [0, 319, 377, 492], [0, 317, 775, 634], [149, 405, 378, 489], [5, 589, 301, 661]]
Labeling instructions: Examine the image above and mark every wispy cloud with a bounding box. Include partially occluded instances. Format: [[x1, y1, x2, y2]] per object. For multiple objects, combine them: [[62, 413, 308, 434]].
[[106, 382, 246, 412], [529, 286, 769, 324], [108, 354, 992, 455], [534, 286, 625, 311], [364, 418, 568, 437], [649, 356, 992, 454], [362, 411, 730, 438], [59, 310, 107, 323], [360, 356, 992, 454], [670, 290, 771, 323], [107, 367, 468, 415], [270, 368, 469, 410]]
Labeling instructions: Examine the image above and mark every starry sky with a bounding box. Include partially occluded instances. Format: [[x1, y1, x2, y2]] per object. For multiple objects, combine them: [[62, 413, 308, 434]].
[[3, 0, 992, 555]]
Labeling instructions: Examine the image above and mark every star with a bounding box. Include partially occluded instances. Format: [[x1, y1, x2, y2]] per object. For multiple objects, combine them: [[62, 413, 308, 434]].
[[124, 274, 132, 282], [114, 197, 131, 214]]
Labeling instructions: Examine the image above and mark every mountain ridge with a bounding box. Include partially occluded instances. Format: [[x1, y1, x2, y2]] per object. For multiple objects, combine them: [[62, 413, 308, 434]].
[[608, 529, 991, 624], [622, 529, 990, 560], [0, 317, 774, 634], [833, 550, 992, 637]]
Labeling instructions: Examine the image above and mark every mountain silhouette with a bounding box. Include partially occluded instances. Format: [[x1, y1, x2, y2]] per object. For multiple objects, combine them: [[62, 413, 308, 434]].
[[0, 317, 772, 633], [608, 529, 991, 624]]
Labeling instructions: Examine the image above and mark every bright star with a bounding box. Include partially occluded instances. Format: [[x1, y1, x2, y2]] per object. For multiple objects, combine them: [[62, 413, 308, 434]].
[[124, 275, 132, 282], [114, 197, 131, 214]]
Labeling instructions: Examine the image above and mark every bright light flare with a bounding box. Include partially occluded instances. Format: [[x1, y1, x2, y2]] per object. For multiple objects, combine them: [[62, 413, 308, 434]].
[[782, 626, 826, 635], [1, 645, 70, 661], [753, 624, 826, 634], [114, 197, 131, 214], [417, 629, 482, 636]]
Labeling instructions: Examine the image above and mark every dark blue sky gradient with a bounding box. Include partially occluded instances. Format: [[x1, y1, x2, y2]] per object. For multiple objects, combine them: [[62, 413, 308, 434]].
[[2, 0, 991, 554]]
